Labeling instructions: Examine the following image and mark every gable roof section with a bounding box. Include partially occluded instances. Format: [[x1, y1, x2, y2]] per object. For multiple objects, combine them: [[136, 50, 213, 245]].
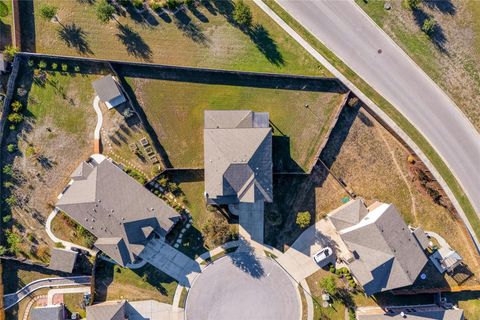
[[30, 305, 63, 320], [92, 75, 123, 102], [56, 155, 181, 266], [357, 309, 464, 320], [204, 110, 272, 204], [87, 300, 127, 320], [49, 248, 78, 273], [328, 198, 368, 230], [333, 201, 427, 295]]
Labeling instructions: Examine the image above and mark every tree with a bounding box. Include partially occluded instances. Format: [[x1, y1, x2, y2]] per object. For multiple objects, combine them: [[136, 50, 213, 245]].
[[422, 17, 436, 35], [320, 275, 337, 296], [96, 0, 115, 23], [5, 195, 17, 206], [233, 0, 252, 29], [2, 45, 18, 62], [202, 215, 235, 249], [3, 215, 11, 223], [296, 211, 311, 228], [2, 164, 13, 175], [6, 230, 21, 254], [39, 4, 58, 20], [404, 0, 422, 10], [7, 144, 16, 153], [8, 113, 23, 124], [0, 246, 6, 256], [11, 101, 22, 112], [0, 1, 8, 17]]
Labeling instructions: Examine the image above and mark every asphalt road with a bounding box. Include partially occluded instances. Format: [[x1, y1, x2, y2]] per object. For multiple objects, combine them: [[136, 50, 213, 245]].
[[277, 0, 480, 215], [185, 252, 300, 320]]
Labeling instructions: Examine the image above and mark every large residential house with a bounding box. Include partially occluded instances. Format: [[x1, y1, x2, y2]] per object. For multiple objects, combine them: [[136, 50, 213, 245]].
[[328, 199, 428, 296], [203, 110, 273, 205], [56, 154, 181, 267]]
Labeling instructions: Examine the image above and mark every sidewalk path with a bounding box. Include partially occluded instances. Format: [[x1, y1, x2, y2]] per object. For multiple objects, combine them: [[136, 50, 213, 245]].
[[47, 286, 91, 305], [93, 95, 102, 153], [45, 209, 97, 256], [3, 276, 91, 309]]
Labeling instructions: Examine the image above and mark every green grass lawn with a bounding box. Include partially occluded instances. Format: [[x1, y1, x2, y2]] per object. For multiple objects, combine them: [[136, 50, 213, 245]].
[[0, 0, 13, 50], [445, 292, 480, 319], [2, 260, 62, 294], [32, 0, 329, 76], [64, 293, 87, 319], [127, 77, 345, 171], [94, 259, 177, 304]]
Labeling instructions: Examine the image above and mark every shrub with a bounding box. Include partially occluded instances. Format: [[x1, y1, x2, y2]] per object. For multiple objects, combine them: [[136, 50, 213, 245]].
[[2, 45, 18, 62], [3, 215, 12, 223], [40, 4, 58, 20], [61, 63, 68, 72], [6, 230, 21, 254], [11, 100, 22, 112], [404, 0, 422, 9], [165, 0, 180, 10], [233, 0, 252, 28], [320, 275, 337, 296], [5, 195, 17, 206], [74, 65, 80, 72], [132, 0, 144, 9], [27, 59, 34, 67], [2, 164, 13, 175], [96, 0, 115, 23], [0, 246, 6, 256], [9, 124, 15, 131], [51, 62, 58, 70], [55, 242, 65, 248], [0, 1, 8, 17], [27, 233, 35, 242], [25, 145, 36, 157], [329, 264, 336, 273], [296, 211, 311, 229], [8, 113, 23, 124], [125, 167, 147, 184], [38, 60, 47, 69], [3, 181, 14, 188], [149, 0, 163, 10], [422, 17, 436, 35], [158, 176, 168, 188], [168, 182, 179, 193], [7, 144, 16, 153]]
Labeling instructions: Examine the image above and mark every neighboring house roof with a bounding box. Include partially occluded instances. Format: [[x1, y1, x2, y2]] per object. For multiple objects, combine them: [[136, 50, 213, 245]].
[[49, 248, 78, 273], [92, 75, 125, 106], [56, 154, 181, 267], [329, 201, 428, 296], [87, 300, 127, 320], [412, 227, 430, 250], [30, 305, 64, 320], [328, 199, 368, 230], [357, 309, 464, 320], [204, 110, 272, 205]]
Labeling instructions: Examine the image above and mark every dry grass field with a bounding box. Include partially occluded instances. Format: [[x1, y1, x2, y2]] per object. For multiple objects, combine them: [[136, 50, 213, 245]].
[[31, 0, 328, 76], [357, 0, 480, 131]]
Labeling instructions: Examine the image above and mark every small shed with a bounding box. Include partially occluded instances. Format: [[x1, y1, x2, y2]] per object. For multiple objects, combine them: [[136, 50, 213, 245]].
[[49, 248, 78, 273], [92, 75, 126, 109], [30, 305, 64, 320]]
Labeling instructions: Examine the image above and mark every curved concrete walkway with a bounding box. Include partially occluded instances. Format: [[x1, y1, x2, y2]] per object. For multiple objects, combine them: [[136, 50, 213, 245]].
[[93, 95, 103, 153], [3, 276, 91, 309], [45, 209, 96, 256]]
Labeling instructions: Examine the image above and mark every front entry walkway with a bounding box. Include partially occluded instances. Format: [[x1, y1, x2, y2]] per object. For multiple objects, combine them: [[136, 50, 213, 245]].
[[237, 201, 265, 245], [139, 238, 201, 287]]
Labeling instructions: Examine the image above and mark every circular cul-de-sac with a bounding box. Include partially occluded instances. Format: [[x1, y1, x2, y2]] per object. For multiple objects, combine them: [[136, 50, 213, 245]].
[[185, 251, 300, 320]]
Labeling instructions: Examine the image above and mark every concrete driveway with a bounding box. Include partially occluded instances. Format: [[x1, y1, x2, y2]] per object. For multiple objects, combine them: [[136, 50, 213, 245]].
[[185, 252, 300, 320], [276, 0, 480, 216], [235, 201, 265, 244], [277, 218, 349, 282], [139, 238, 201, 287]]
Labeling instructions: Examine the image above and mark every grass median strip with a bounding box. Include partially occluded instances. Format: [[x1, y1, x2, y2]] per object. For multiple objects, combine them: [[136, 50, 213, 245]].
[[262, 0, 480, 241]]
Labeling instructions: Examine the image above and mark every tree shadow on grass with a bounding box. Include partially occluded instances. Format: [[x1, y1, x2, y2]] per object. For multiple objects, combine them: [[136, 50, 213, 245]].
[[424, 0, 456, 15], [116, 23, 153, 61], [173, 9, 210, 46], [57, 23, 93, 55], [187, 3, 209, 23], [248, 24, 284, 66], [412, 8, 448, 54]]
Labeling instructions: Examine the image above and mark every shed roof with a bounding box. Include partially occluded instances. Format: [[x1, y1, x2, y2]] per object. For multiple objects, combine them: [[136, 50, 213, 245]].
[[30, 305, 64, 320], [56, 154, 180, 266], [92, 75, 123, 102], [49, 248, 78, 273], [87, 300, 127, 320]]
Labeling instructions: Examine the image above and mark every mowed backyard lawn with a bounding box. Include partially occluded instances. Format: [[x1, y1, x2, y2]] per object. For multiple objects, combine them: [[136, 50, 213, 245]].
[[33, 0, 328, 75], [127, 77, 345, 171]]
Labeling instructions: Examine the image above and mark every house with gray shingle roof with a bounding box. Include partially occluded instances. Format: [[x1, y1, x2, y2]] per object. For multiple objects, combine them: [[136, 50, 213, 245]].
[[56, 154, 181, 267], [328, 199, 428, 296], [204, 110, 273, 205], [357, 307, 464, 320]]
